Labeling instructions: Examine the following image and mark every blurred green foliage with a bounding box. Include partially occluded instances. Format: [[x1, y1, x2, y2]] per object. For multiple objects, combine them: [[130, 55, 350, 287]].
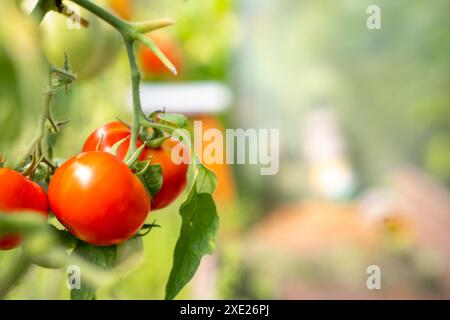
[[40, 7, 122, 81], [234, 0, 450, 204], [0, 1, 46, 165], [135, 0, 238, 80]]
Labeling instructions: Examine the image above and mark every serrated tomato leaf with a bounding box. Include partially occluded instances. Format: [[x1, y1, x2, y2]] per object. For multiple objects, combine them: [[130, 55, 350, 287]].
[[70, 243, 117, 300], [135, 162, 163, 200], [165, 165, 219, 300]]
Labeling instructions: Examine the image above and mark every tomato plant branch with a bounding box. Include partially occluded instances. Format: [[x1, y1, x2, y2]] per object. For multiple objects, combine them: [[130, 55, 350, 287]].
[[70, 0, 128, 30], [15, 65, 73, 172], [124, 39, 141, 158], [68, 0, 177, 159], [31, 0, 178, 161], [15, 91, 51, 171], [139, 116, 176, 134], [133, 18, 176, 33], [70, 0, 177, 72]]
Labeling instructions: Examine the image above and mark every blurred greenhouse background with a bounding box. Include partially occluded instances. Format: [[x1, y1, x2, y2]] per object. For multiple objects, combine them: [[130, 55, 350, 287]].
[[1, 0, 449, 299]]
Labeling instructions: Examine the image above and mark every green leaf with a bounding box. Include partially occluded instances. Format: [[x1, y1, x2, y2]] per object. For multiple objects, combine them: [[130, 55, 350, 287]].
[[195, 163, 217, 194], [157, 113, 188, 128], [165, 166, 219, 300], [70, 243, 117, 300], [135, 162, 163, 200]]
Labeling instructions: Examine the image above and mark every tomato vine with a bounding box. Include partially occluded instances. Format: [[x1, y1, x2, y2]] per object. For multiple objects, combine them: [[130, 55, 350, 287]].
[[0, 0, 219, 300]]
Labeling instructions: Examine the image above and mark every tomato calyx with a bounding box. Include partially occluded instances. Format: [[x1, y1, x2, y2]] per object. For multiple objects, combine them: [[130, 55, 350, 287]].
[[145, 135, 169, 149], [109, 138, 164, 202], [125, 144, 147, 167], [134, 157, 152, 176], [82, 116, 190, 209], [139, 111, 188, 149], [132, 161, 163, 202]]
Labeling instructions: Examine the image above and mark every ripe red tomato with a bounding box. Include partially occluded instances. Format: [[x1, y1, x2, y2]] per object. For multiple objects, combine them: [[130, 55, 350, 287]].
[[0, 168, 49, 250], [82, 122, 189, 210], [141, 140, 189, 209], [48, 152, 150, 246], [82, 121, 144, 160], [138, 33, 182, 77]]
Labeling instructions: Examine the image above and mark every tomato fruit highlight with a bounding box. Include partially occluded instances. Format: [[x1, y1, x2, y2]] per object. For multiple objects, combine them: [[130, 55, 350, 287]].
[[48, 152, 150, 246]]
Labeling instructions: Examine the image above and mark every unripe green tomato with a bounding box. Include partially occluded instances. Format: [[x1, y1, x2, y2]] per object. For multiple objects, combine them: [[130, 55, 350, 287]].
[[40, 3, 122, 80]]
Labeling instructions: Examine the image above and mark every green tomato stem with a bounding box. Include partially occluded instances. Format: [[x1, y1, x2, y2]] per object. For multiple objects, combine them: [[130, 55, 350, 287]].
[[33, 0, 177, 161], [70, 0, 129, 32], [70, 0, 176, 160], [15, 88, 52, 170], [124, 40, 142, 159], [133, 18, 176, 33], [139, 116, 175, 135]]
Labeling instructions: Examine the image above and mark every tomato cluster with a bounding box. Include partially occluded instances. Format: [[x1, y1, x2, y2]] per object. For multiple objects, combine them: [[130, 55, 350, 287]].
[[82, 122, 189, 210], [0, 122, 189, 249]]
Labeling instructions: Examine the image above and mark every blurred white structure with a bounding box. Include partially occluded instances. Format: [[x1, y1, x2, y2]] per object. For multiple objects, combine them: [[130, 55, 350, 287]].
[[133, 81, 233, 115]]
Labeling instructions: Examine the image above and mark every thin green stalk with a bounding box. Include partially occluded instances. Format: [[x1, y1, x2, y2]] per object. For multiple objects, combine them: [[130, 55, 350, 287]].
[[139, 116, 176, 134], [34, 0, 177, 161], [124, 40, 142, 159], [70, 0, 176, 160], [15, 90, 51, 169], [71, 0, 130, 32]]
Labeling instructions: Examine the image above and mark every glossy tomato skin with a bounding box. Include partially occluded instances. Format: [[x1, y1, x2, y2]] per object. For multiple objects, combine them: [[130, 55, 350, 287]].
[[0, 169, 49, 250], [82, 122, 144, 160], [82, 122, 189, 210], [48, 152, 150, 246], [141, 140, 189, 209]]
